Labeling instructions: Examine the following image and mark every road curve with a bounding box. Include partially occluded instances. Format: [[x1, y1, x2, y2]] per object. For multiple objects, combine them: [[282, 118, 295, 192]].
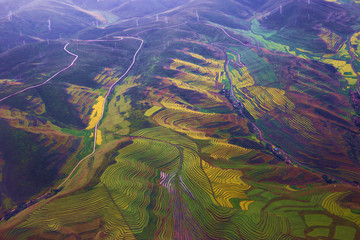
[[0, 37, 145, 223], [0, 43, 78, 103], [56, 37, 144, 189]]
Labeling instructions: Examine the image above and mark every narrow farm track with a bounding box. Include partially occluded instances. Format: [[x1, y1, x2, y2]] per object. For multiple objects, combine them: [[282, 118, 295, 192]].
[[1, 20, 357, 227], [0, 37, 144, 223], [56, 37, 144, 189], [0, 43, 78, 103]]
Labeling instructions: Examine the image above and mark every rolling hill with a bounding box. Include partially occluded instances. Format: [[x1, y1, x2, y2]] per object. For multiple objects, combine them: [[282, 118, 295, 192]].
[[0, 0, 360, 239]]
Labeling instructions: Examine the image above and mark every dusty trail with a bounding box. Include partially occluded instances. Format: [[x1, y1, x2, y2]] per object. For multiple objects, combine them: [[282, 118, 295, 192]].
[[0, 37, 144, 223], [0, 21, 196, 224], [56, 37, 144, 189], [2, 21, 356, 226], [0, 43, 78, 103]]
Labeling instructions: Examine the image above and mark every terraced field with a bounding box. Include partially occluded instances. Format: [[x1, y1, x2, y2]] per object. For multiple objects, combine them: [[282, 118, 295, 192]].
[[0, 0, 360, 239]]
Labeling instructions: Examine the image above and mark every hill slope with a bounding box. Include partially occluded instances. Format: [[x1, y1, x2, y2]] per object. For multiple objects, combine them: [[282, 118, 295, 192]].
[[0, 0, 360, 239]]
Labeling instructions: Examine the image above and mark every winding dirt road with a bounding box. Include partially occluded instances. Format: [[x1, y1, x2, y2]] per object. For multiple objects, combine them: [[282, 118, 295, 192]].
[[0, 43, 79, 103], [2, 22, 356, 225], [56, 37, 144, 189], [0, 37, 144, 223]]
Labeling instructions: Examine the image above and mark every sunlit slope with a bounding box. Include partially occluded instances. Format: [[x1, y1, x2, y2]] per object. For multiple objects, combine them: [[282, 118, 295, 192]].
[[0, 0, 360, 239], [246, 45, 360, 182], [205, 13, 360, 183], [0, 40, 138, 214], [3, 127, 359, 239]]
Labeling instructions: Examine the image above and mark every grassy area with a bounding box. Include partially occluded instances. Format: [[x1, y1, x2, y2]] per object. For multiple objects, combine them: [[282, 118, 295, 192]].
[[2, 0, 360, 238]]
